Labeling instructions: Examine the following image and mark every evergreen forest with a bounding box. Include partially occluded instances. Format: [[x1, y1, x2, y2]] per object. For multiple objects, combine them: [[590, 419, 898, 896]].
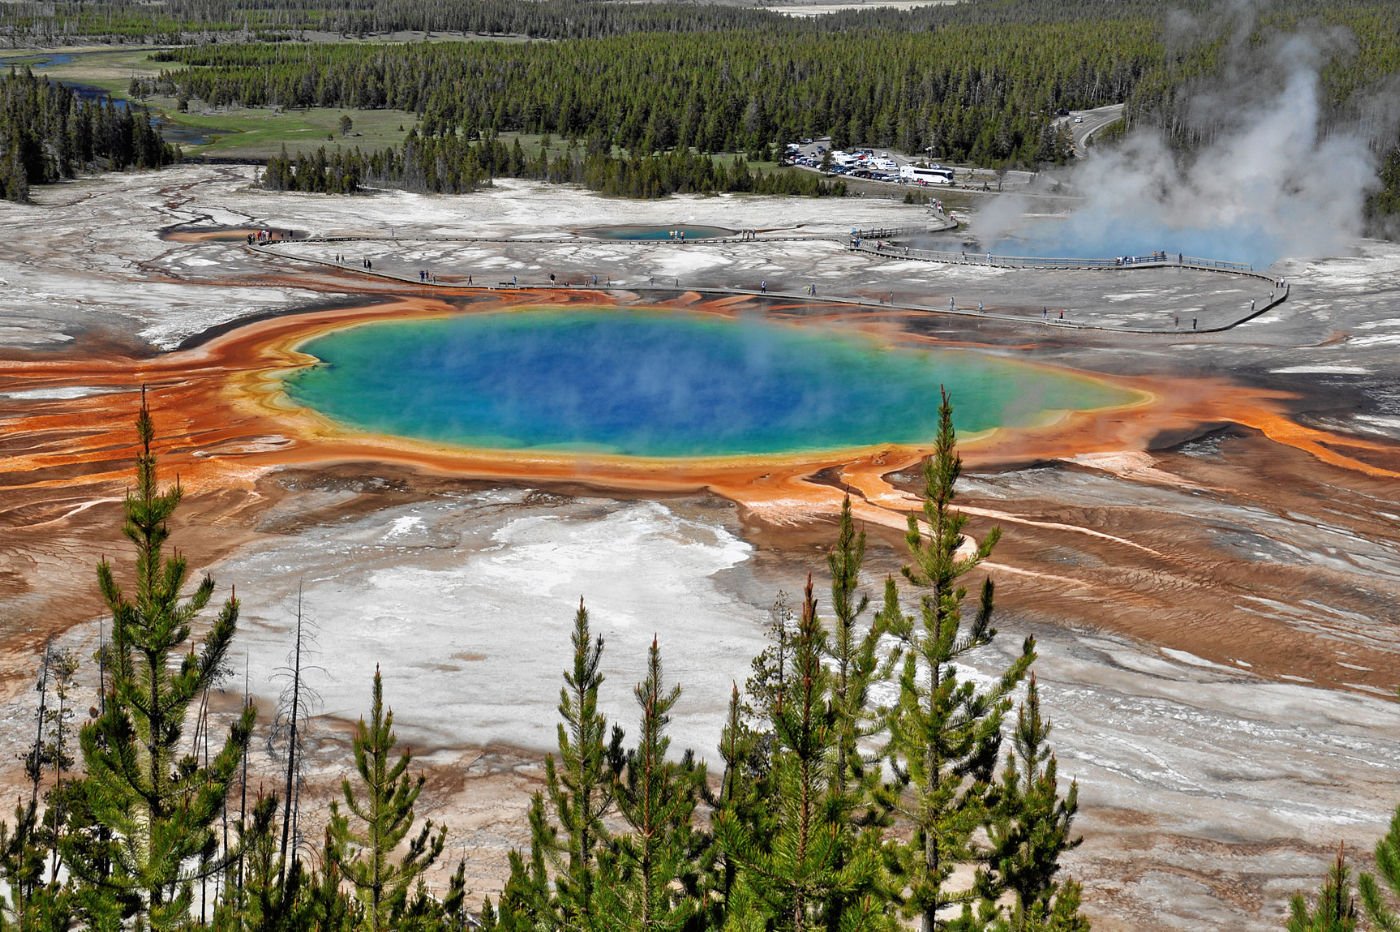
[[3, 394, 1398, 930], [3, 0, 1400, 219], [0, 68, 177, 202]]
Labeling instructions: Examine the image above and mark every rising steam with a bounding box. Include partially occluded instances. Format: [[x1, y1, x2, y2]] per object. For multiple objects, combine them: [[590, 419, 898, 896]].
[[975, 24, 1385, 268]]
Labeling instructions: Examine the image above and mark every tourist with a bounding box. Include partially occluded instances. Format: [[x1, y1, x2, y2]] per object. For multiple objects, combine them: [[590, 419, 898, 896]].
[[760, 279, 767, 293]]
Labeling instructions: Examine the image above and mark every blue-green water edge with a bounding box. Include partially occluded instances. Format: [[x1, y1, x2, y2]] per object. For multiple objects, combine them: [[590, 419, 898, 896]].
[[284, 310, 1137, 458], [586, 225, 733, 241]]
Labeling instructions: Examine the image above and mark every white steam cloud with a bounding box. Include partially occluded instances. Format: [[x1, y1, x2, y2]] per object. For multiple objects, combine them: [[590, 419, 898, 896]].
[[974, 27, 1384, 268]]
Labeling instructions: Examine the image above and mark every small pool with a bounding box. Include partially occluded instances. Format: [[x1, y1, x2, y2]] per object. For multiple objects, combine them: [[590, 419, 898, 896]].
[[585, 225, 733, 241]]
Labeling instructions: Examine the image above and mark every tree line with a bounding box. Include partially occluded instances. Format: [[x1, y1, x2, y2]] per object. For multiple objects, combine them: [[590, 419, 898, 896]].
[[0, 0, 1192, 47], [259, 134, 845, 198], [6, 0, 1400, 223], [143, 22, 1154, 168], [0, 68, 177, 202]]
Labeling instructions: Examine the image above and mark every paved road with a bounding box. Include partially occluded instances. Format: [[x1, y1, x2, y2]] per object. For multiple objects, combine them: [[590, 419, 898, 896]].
[[1059, 104, 1125, 156]]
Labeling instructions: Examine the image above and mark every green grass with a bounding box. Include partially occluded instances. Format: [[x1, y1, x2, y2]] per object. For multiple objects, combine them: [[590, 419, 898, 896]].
[[2, 46, 420, 159], [6, 47, 169, 96], [151, 103, 420, 159]]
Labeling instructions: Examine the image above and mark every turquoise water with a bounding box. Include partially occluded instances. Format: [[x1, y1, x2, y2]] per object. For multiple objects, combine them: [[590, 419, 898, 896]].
[[587, 225, 732, 241], [284, 310, 1136, 458]]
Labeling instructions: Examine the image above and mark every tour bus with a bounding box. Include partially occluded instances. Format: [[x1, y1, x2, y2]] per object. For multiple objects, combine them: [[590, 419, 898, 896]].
[[899, 164, 955, 185]]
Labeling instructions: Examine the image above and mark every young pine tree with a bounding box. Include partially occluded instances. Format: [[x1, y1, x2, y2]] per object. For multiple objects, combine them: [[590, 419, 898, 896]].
[[720, 576, 891, 931], [824, 495, 896, 930], [211, 794, 313, 932], [1289, 846, 1358, 932], [985, 675, 1087, 932], [881, 388, 1036, 931], [495, 599, 625, 931], [0, 799, 70, 927], [700, 683, 771, 928], [1360, 804, 1400, 930], [596, 637, 707, 930], [330, 665, 445, 932], [65, 393, 256, 928], [718, 577, 835, 930]]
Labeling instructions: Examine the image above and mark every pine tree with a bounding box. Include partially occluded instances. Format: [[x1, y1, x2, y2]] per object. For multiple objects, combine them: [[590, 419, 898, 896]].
[[745, 591, 796, 726], [596, 637, 706, 930], [305, 826, 356, 932], [701, 683, 770, 928], [211, 794, 313, 931], [881, 387, 1036, 931], [330, 665, 445, 932], [64, 392, 256, 928], [718, 578, 846, 930], [555, 598, 627, 928], [0, 800, 53, 925], [824, 495, 896, 930], [986, 675, 1086, 931], [41, 645, 81, 882], [1359, 805, 1400, 931], [1288, 846, 1358, 932]]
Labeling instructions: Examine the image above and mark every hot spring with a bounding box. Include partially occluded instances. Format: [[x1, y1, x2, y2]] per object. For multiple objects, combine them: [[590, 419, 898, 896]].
[[283, 309, 1139, 458], [585, 225, 733, 241]]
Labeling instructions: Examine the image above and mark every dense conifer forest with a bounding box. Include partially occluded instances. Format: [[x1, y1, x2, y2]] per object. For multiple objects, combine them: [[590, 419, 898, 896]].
[[4, 0, 1400, 216], [258, 133, 847, 196], [0, 68, 177, 201], [144, 24, 1133, 167]]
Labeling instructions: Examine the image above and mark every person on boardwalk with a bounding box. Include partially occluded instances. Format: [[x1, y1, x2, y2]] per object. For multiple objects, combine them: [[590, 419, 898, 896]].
[[1192, 317, 1197, 330], [950, 296, 956, 310], [760, 279, 767, 293]]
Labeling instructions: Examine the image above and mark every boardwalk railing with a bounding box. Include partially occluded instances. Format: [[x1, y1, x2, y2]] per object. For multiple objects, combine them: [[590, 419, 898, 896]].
[[849, 240, 1261, 276], [850, 225, 939, 240]]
